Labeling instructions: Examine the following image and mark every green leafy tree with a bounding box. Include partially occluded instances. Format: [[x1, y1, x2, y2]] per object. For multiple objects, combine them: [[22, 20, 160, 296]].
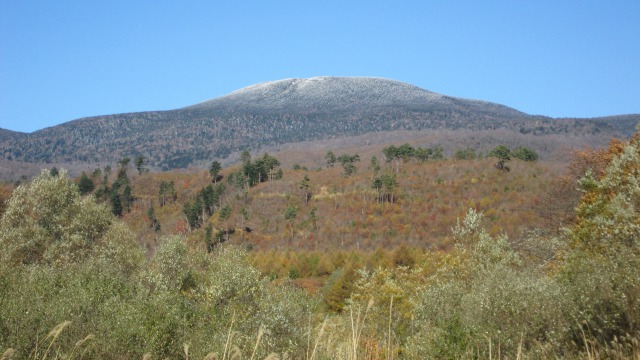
[[284, 205, 298, 242], [561, 134, 640, 341], [147, 204, 161, 232], [204, 224, 214, 252], [118, 156, 131, 169], [116, 157, 130, 185], [414, 147, 433, 162], [219, 204, 232, 242], [103, 165, 111, 186], [511, 146, 538, 161], [383, 145, 401, 172], [372, 177, 383, 203], [0, 169, 136, 267], [337, 153, 360, 176], [488, 145, 511, 171], [454, 147, 476, 160], [369, 155, 381, 176], [309, 206, 318, 232], [258, 153, 281, 181], [325, 150, 337, 168], [397, 143, 415, 162], [384, 144, 430, 171], [299, 175, 311, 204], [240, 149, 251, 164], [407, 209, 569, 358], [381, 173, 398, 203], [373, 173, 398, 203], [431, 146, 444, 160], [159, 180, 177, 206]]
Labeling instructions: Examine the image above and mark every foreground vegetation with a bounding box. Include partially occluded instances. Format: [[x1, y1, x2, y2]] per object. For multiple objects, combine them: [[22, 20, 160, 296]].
[[1, 136, 639, 358]]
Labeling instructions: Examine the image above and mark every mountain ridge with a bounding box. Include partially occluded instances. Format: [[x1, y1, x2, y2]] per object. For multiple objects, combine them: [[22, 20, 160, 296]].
[[0, 77, 638, 172]]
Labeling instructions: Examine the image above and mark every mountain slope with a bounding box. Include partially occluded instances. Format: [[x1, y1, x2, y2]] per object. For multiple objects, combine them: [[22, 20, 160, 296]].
[[0, 77, 638, 170]]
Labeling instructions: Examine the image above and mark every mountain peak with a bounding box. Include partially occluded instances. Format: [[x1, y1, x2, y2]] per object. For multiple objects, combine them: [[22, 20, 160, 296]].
[[1, 76, 638, 173], [186, 76, 447, 113]]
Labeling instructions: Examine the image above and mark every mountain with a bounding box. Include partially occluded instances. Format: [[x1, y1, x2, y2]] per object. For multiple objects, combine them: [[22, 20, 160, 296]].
[[0, 128, 25, 142], [187, 77, 526, 118], [0, 76, 638, 171]]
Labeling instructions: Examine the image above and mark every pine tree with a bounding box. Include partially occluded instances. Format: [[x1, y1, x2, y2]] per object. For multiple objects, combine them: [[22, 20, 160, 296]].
[[219, 205, 232, 242], [110, 190, 122, 217], [134, 155, 148, 174], [489, 145, 511, 171], [147, 204, 161, 232], [77, 172, 95, 195], [209, 160, 222, 183], [300, 175, 311, 204]]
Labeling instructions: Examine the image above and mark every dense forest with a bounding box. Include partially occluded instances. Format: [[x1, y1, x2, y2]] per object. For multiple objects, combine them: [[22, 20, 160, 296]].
[[0, 134, 639, 359]]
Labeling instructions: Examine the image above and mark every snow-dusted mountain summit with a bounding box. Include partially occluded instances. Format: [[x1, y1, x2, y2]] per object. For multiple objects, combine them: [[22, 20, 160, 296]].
[[189, 77, 446, 111], [0, 76, 637, 171], [186, 76, 524, 118]]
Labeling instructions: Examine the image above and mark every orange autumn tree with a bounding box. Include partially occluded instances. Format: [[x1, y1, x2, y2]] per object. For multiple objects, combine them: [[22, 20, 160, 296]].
[[539, 138, 625, 229], [561, 128, 640, 342]]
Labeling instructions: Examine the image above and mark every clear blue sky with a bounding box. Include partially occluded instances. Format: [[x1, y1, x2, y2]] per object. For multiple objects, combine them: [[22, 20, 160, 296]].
[[1, 1, 639, 133]]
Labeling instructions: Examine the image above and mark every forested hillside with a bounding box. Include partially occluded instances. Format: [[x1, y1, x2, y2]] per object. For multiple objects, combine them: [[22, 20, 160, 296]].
[[1, 77, 637, 173], [1, 134, 639, 358]]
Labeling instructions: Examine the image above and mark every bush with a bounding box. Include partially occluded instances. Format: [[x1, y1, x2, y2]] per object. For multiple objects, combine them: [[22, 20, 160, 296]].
[[406, 209, 570, 358]]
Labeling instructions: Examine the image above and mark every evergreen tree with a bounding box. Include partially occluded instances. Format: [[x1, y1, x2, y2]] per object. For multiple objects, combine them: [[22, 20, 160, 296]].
[[122, 184, 133, 213], [77, 172, 95, 195], [337, 153, 360, 176], [240, 149, 251, 164], [489, 145, 511, 171], [183, 197, 203, 230], [209, 160, 222, 183], [147, 204, 161, 232], [204, 224, 214, 252], [512, 146, 539, 161], [431, 146, 444, 160], [369, 155, 381, 176], [414, 147, 433, 162], [110, 190, 123, 217], [300, 175, 311, 204], [454, 148, 477, 160], [134, 155, 148, 174], [159, 180, 177, 206], [219, 205, 232, 242], [118, 156, 131, 169], [103, 165, 111, 186], [284, 205, 298, 242], [325, 150, 337, 168], [200, 185, 217, 217]]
